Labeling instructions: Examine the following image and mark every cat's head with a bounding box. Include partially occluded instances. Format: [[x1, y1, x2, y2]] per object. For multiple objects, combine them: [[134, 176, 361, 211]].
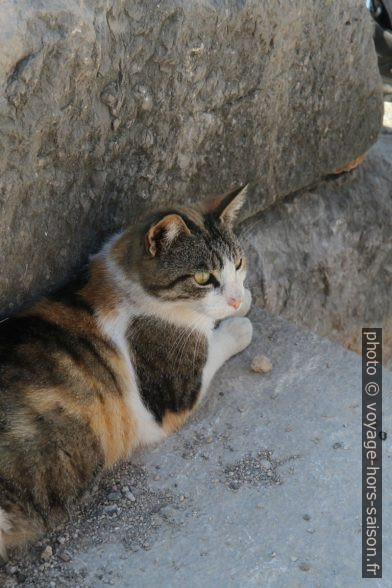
[[136, 186, 248, 320]]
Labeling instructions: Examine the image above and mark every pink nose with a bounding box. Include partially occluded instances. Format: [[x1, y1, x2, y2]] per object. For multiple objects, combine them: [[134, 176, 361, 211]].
[[227, 297, 242, 310]]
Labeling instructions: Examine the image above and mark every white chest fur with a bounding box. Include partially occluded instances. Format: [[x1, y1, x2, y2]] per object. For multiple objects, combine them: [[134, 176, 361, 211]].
[[98, 303, 167, 448]]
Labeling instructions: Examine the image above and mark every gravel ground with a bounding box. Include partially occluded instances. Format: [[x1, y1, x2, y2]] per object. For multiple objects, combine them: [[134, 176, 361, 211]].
[[0, 462, 176, 587]]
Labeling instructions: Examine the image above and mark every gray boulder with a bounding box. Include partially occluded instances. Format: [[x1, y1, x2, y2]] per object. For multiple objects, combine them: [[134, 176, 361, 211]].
[[0, 0, 383, 314], [242, 131, 392, 366]]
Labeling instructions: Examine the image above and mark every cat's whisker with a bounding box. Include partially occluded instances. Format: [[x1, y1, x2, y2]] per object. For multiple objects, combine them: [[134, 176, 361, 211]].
[[239, 217, 262, 240], [175, 317, 205, 367], [171, 316, 204, 369], [166, 320, 198, 357], [192, 328, 203, 377], [166, 315, 202, 359]]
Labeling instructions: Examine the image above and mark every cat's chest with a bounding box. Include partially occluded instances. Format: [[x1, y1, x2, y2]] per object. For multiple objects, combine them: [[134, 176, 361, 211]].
[[127, 316, 208, 425]]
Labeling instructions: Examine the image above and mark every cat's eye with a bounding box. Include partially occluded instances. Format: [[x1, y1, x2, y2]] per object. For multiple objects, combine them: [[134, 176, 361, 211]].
[[235, 258, 243, 270], [194, 271, 211, 285]]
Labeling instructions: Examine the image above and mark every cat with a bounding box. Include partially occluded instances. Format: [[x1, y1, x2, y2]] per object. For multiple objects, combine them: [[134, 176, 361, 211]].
[[0, 185, 253, 558]]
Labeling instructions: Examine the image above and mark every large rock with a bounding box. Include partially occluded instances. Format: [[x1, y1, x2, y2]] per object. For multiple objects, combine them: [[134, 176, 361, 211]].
[[0, 0, 382, 315], [242, 131, 392, 366]]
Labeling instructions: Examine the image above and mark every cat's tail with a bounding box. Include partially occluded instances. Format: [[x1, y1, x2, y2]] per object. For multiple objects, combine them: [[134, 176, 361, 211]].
[[0, 506, 42, 561]]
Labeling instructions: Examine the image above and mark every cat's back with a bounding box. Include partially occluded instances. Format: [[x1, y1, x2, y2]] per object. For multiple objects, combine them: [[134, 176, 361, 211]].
[[0, 286, 140, 476], [0, 296, 124, 408]]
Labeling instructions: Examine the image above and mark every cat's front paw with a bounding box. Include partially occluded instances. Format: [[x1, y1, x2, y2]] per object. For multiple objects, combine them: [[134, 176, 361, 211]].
[[235, 288, 252, 317], [218, 316, 253, 355]]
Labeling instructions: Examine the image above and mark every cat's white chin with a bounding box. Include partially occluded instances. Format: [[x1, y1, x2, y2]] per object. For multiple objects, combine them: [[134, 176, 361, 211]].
[[204, 307, 239, 320], [197, 300, 243, 321]]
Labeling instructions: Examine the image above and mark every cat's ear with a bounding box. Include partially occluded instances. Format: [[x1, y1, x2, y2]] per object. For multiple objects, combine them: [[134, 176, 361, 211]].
[[204, 184, 248, 227], [146, 214, 191, 256]]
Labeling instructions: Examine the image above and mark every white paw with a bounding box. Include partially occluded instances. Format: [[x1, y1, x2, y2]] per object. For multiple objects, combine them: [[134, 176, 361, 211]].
[[218, 316, 253, 355], [235, 288, 252, 317]]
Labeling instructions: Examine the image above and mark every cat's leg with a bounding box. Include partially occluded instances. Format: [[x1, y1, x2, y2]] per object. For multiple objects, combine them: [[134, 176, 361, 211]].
[[233, 287, 252, 317], [199, 317, 253, 401]]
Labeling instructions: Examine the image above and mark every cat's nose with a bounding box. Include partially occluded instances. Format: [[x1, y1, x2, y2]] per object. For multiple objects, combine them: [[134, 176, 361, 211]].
[[227, 297, 242, 310]]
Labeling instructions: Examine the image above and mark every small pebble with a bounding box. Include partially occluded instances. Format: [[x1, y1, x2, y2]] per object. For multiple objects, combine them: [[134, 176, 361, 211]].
[[108, 492, 121, 501], [299, 562, 311, 572], [269, 551, 277, 559], [290, 556, 298, 562], [40, 546, 53, 561], [59, 552, 71, 562], [333, 442, 343, 449], [303, 513, 311, 521], [229, 480, 241, 490], [251, 355, 273, 374]]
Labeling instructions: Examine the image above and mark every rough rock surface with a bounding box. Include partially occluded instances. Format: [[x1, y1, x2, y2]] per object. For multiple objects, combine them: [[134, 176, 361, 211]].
[[242, 127, 392, 365], [0, 0, 382, 315], [1, 309, 391, 587]]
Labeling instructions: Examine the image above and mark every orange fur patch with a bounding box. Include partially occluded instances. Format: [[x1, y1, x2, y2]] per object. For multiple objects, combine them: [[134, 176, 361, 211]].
[[161, 409, 192, 433], [25, 353, 139, 468], [85, 390, 138, 467], [27, 300, 94, 336], [81, 258, 122, 319]]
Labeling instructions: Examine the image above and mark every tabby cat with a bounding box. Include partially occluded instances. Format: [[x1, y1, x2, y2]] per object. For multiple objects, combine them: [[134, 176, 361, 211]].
[[0, 186, 253, 558]]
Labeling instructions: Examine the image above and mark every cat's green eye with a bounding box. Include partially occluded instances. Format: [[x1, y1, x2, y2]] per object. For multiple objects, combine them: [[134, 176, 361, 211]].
[[194, 271, 211, 285], [236, 258, 243, 270]]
